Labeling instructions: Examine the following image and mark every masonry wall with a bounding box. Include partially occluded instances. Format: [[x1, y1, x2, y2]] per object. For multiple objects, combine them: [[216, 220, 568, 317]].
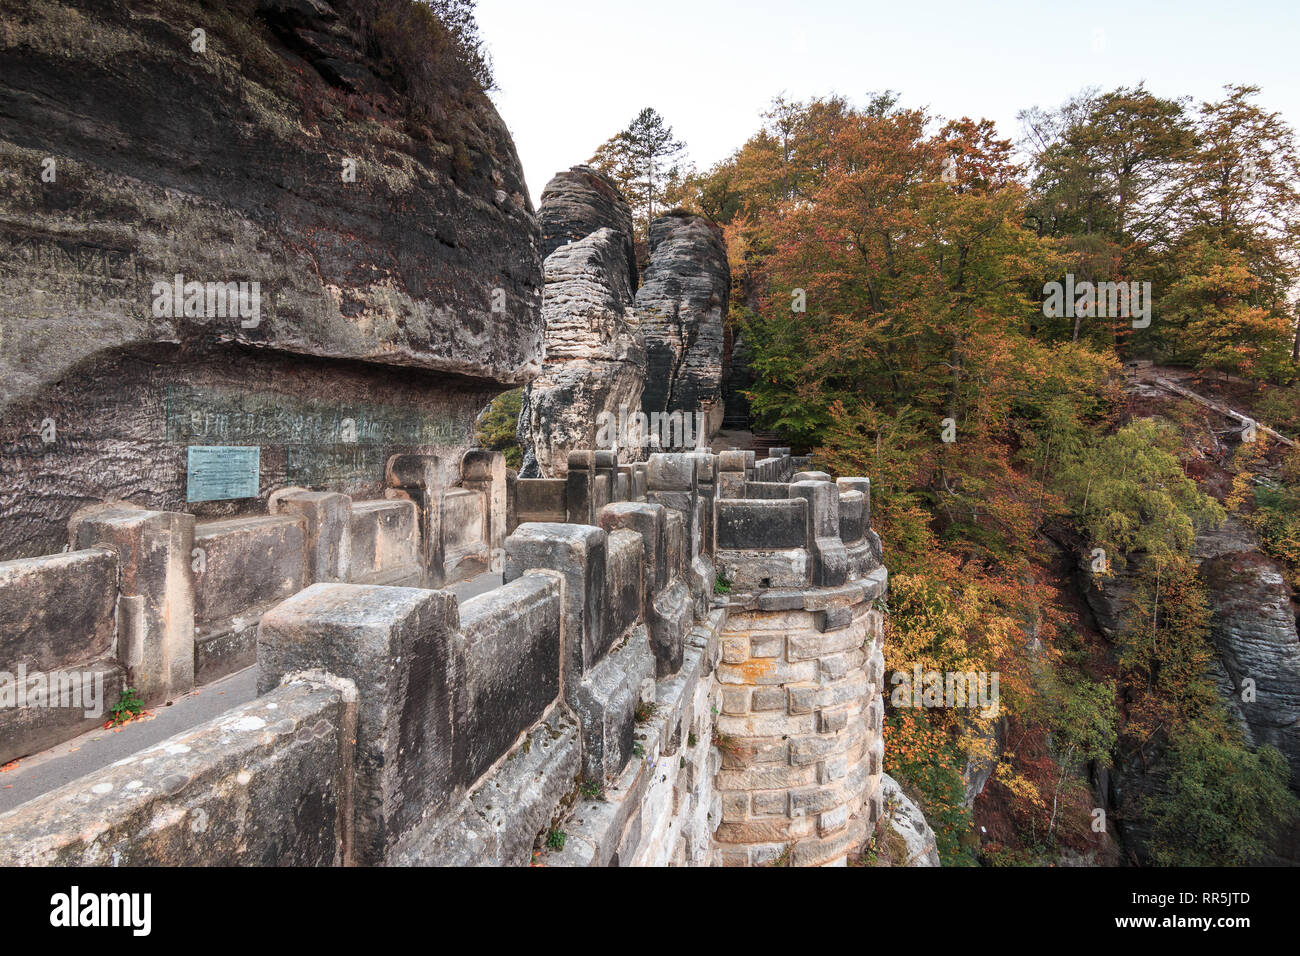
[[0, 450, 506, 763], [0, 447, 888, 867]]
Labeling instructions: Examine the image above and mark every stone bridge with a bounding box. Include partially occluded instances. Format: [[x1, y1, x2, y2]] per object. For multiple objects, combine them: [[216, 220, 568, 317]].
[[0, 445, 888, 867]]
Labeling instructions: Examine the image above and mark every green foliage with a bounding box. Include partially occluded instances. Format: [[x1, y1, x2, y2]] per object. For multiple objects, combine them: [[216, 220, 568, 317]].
[[545, 828, 566, 852], [1144, 719, 1299, 866], [712, 572, 732, 595], [474, 388, 522, 470], [884, 711, 978, 866], [589, 107, 689, 241], [108, 687, 144, 727], [1056, 419, 1224, 569]]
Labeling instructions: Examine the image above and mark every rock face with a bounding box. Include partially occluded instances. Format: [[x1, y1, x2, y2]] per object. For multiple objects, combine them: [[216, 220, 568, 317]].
[[721, 328, 753, 431], [635, 212, 730, 445], [1080, 519, 1300, 789], [537, 165, 638, 287], [519, 167, 645, 477], [0, 0, 542, 557], [1196, 518, 1300, 788], [879, 774, 942, 866]]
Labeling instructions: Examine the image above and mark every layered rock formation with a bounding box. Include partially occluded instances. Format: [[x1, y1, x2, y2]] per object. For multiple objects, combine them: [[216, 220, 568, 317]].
[[880, 774, 942, 866], [519, 166, 645, 477], [1196, 518, 1300, 788], [0, 0, 542, 557], [536, 164, 638, 286], [636, 212, 730, 445]]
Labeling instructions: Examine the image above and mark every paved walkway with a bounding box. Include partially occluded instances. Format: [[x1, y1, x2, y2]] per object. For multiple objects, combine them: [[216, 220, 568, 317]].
[[0, 667, 258, 814]]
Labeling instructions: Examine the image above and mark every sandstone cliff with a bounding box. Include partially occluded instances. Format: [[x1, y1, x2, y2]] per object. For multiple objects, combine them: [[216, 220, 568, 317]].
[[635, 212, 730, 445], [519, 166, 645, 477], [0, 0, 542, 557]]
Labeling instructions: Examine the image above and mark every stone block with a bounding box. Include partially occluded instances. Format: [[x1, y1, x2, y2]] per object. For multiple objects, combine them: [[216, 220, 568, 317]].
[[714, 498, 809, 551], [603, 529, 644, 648], [0, 547, 118, 672], [836, 477, 872, 529], [600, 501, 666, 599], [70, 503, 195, 706], [193, 515, 307, 624], [0, 677, 353, 866], [505, 522, 607, 700], [257, 583, 458, 864], [269, 488, 352, 584], [788, 481, 848, 587], [837, 490, 866, 545], [514, 478, 567, 523], [348, 499, 420, 585], [566, 450, 595, 524], [0, 660, 125, 765], [385, 454, 446, 588], [460, 449, 507, 556], [572, 627, 655, 780], [453, 573, 563, 785], [649, 579, 691, 676]]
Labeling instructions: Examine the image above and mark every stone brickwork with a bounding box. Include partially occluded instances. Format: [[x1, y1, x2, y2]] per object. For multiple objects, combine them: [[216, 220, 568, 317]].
[[0, 444, 892, 867], [714, 577, 887, 866]]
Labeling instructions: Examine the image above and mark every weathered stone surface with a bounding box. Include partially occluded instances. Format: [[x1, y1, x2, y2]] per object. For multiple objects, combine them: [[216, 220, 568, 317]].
[[70, 503, 195, 706], [0, 676, 353, 866], [573, 626, 655, 781], [879, 773, 941, 866], [192, 513, 308, 683], [257, 582, 459, 864], [1196, 518, 1300, 787], [716, 498, 808, 551], [504, 522, 606, 701], [519, 227, 646, 477], [636, 213, 730, 445], [394, 706, 580, 866], [194, 515, 307, 624], [348, 499, 420, 586], [536, 165, 638, 283], [269, 489, 351, 585], [0, 660, 125, 766], [453, 573, 563, 785], [0, 0, 542, 558], [0, 547, 117, 671]]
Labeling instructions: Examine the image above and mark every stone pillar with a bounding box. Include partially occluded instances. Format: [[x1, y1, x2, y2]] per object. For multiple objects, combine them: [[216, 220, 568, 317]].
[[717, 450, 748, 499], [269, 488, 352, 584], [594, 450, 618, 504], [69, 503, 195, 706], [566, 451, 595, 525], [385, 454, 445, 588], [789, 480, 848, 587], [461, 449, 507, 570], [257, 582, 459, 865], [713, 578, 886, 867]]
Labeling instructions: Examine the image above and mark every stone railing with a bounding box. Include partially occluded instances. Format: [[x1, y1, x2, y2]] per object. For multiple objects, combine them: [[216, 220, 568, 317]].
[[0, 450, 508, 763], [0, 446, 888, 867]]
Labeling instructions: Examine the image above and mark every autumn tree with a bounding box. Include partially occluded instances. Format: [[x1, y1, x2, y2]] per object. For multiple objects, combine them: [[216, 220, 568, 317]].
[[1165, 85, 1300, 376], [1019, 85, 1194, 347], [589, 107, 689, 242]]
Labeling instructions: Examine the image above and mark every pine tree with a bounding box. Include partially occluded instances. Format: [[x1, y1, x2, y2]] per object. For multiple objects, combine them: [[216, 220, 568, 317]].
[[590, 108, 688, 239]]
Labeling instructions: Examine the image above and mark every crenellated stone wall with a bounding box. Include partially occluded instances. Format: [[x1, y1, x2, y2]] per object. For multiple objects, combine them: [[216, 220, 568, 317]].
[[0, 445, 890, 867]]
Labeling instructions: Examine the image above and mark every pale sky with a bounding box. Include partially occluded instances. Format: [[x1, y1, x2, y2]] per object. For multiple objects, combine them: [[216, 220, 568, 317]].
[[475, 0, 1299, 207]]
